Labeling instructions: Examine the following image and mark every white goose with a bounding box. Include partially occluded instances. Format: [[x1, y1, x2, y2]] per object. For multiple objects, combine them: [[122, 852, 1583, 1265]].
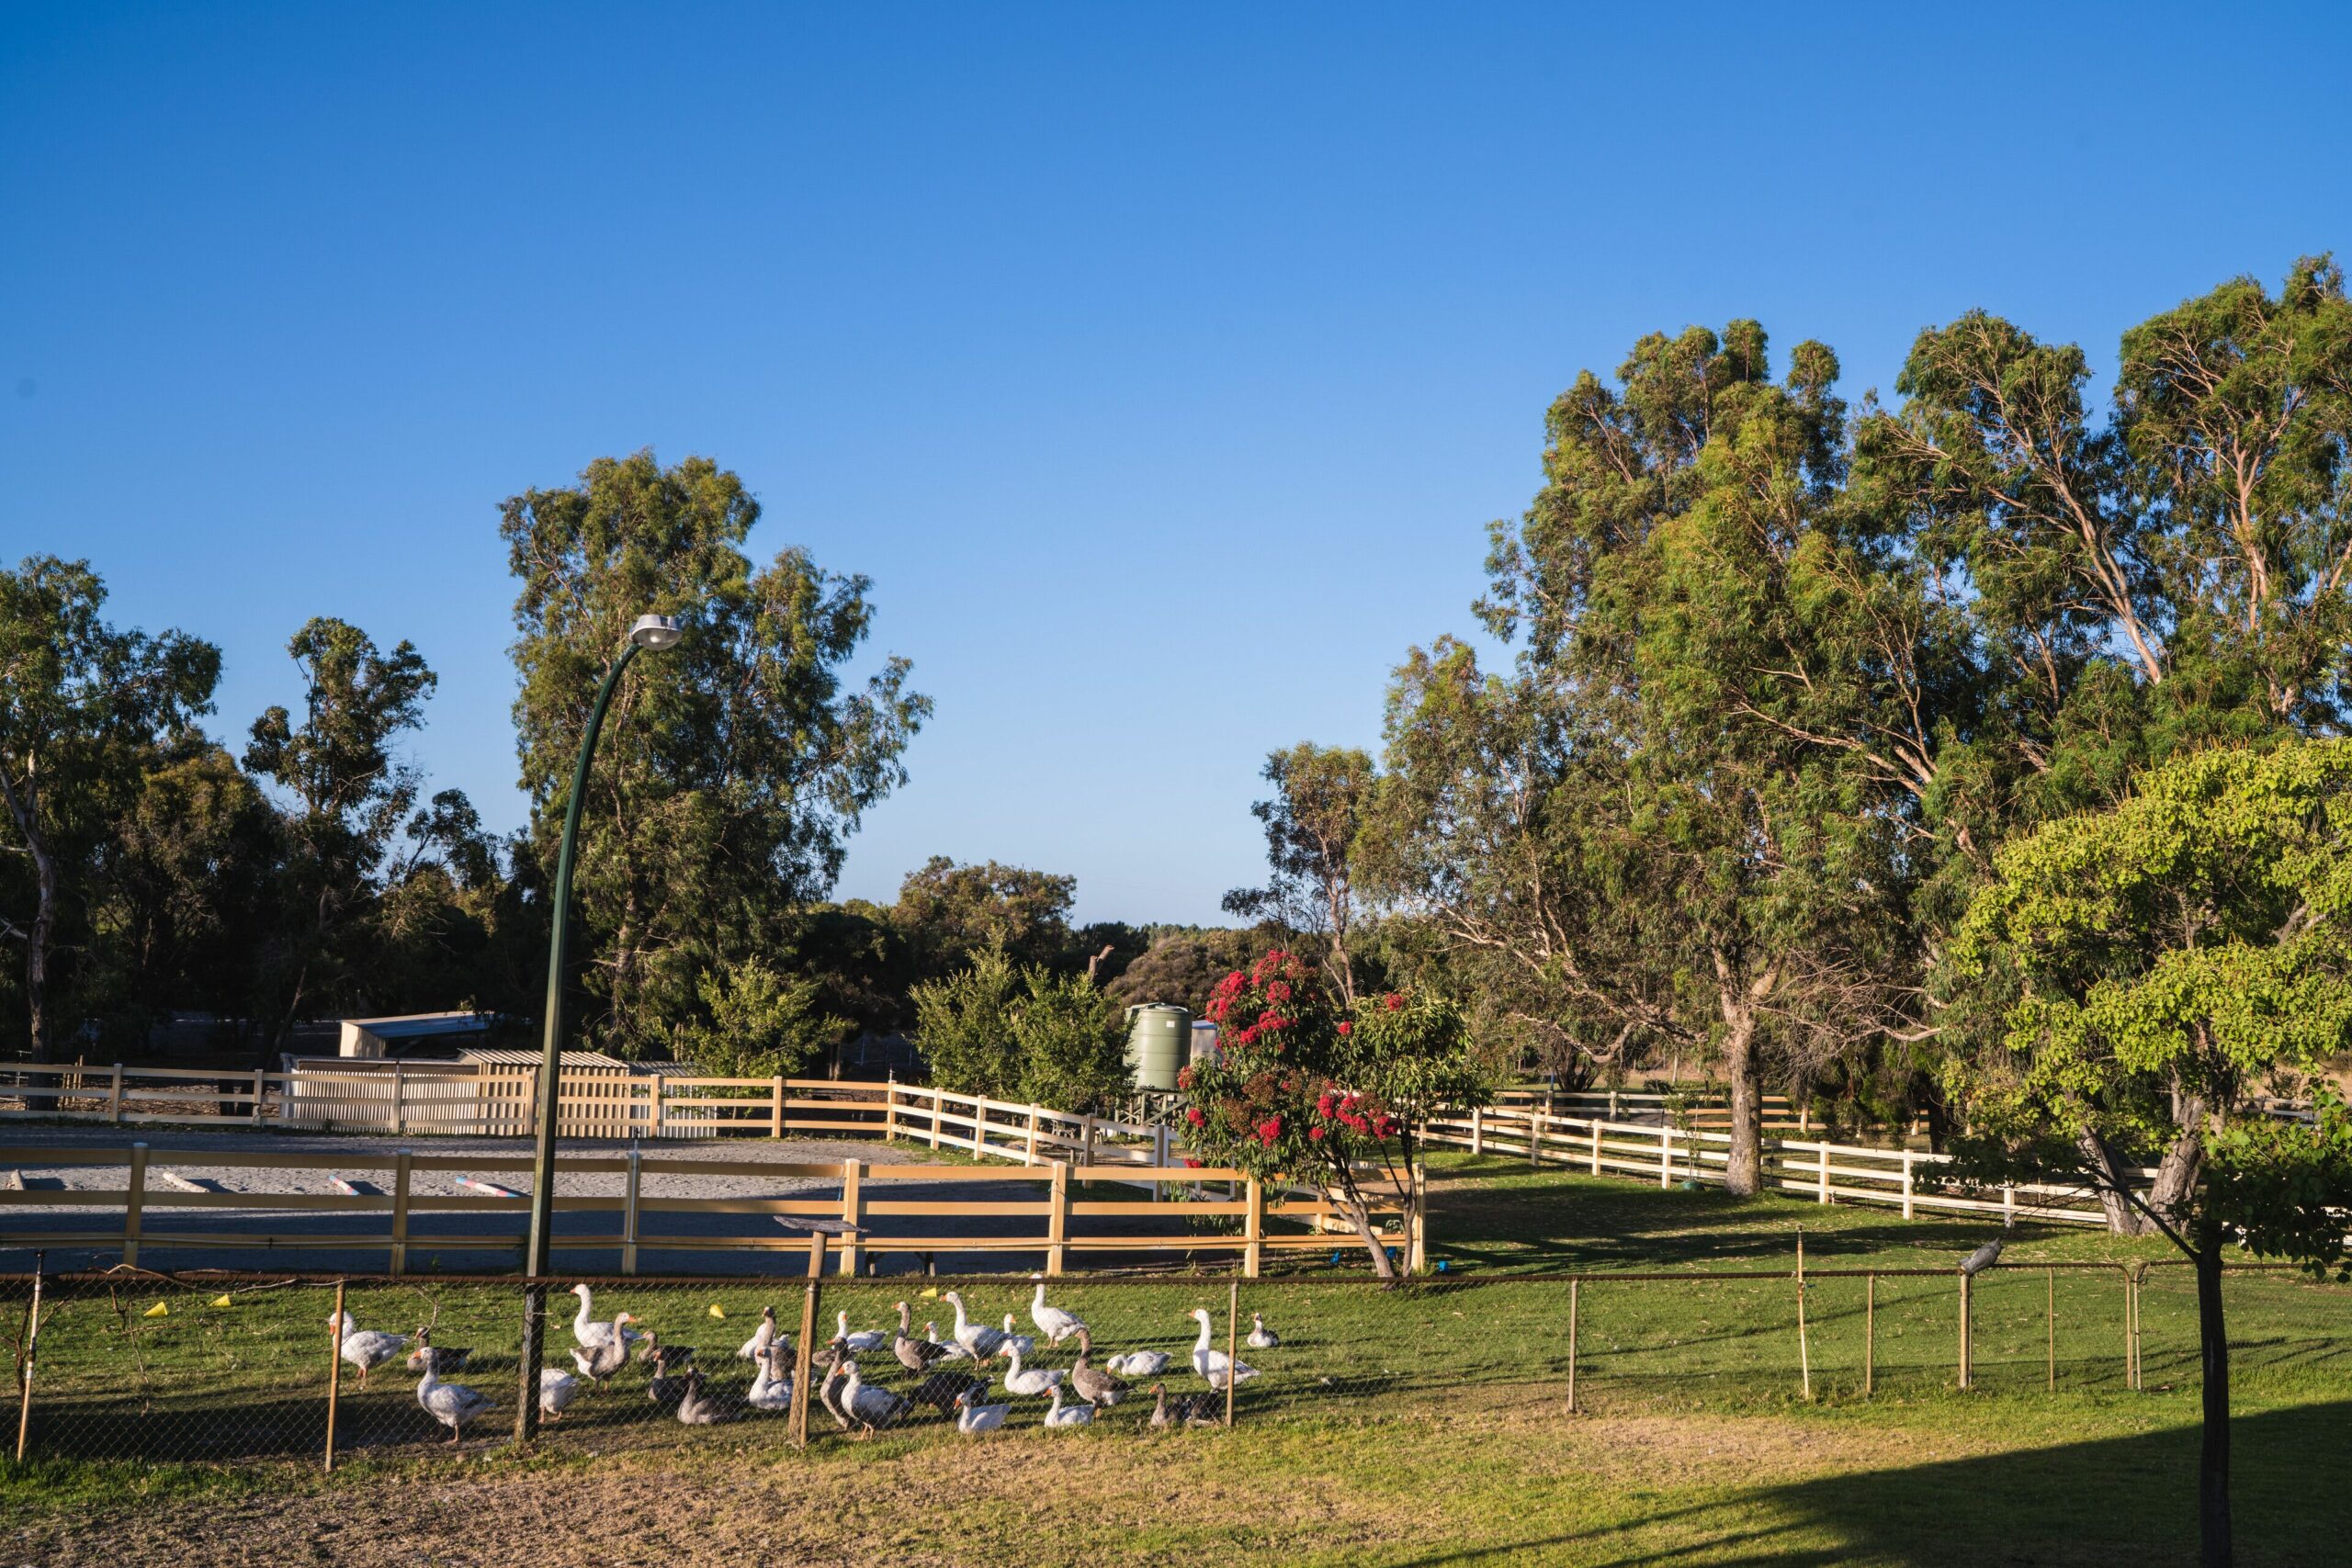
[[738, 1304, 781, 1361], [999, 1314, 1036, 1359], [746, 1344, 794, 1413], [329, 1311, 407, 1390], [570, 1283, 641, 1351], [954, 1387, 1011, 1436], [416, 1362, 493, 1444], [836, 1310, 888, 1354], [1246, 1312, 1281, 1350], [925, 1322, 977, 1362], [571, 1314, 635, 1382], [1027, 1278, 1086, 1346], [997, 1342, 1063, 1398], [1188, 1307, 1258, 1391], [1042, 1384, 1094, 1430], [1106, 1348, 1171, 1379], [840, 1359, 910, 1435], [941, 1292, 1005, 1358], [539, 1366, 582, 1419]]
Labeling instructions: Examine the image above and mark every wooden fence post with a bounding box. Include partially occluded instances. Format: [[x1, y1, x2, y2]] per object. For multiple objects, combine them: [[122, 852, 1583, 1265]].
[[1080, 1112, 1096, 1168], [251, 1067, 266, 1126], [773, 1074, 787, 1139], [1469, 1105, 1484, 1156], [123, 1142, 148, 1268], [1408, 1162, 1428, 1274], [788, 1234, 826, 1449], [1566, 1278, 1580, 1413], [648, 1076, 665, 1140], [620, 1146, 643, 1277], [1590, 1120, 1602, 1176], [884, 1077, 899, 1144], [839, 1161, 865, 1277], [324, 1279, 345, 1472], [2003, 1182, 2017, 1225], [14, 1255, 41, 1462], [929, 1086, 943, 1151], [390, 1149, 413, 1277], [1048, 1161, 1071, 1277], [107, 1064, 124, 1125], [976, 1099, 993, 1158], [1242, 1176, 1263, 1279], [1901, 1151, 1916, 1219], [1024, 1105, 1041, 1166], [1958, 1269, 1973, 1391], [1864, 1271, 1875, 1396], [1658, 1126, 1673, 1190], [1816, 1145, 1830, 1204], [391, 1062, 406, 1137], [1527, 1109, 1543, 1167]]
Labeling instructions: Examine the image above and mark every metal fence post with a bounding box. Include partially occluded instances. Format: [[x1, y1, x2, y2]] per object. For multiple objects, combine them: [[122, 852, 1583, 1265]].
[[2046, 1266, 2056, 1390], [788, 1234, 827, 1449], [1225, 1279, 1239, 1428], [324, 1279, 345, 1472], [1958, 1269, 1973, 1390], [123, 1142, 149, 1268], [390, 1149, 413, 1277], [1566, 1277, 1580, 1413], [14, 1252, 42, 1462], [1864, 1271, 1875, 1396], [620, 1146, 643, 1277]]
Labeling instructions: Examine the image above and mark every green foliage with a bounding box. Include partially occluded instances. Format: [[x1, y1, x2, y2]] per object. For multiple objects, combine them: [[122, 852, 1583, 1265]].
[[910, 944, 1130, 1111], [889, 856, 1075, 975], [677, 955, 849, 1080], [502, 450, 928, 1057], [1223, 743, 1376, 1004]]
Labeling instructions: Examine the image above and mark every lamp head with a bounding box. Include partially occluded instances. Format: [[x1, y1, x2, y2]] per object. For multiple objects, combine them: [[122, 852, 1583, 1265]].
[[629, 614, 684, 650]]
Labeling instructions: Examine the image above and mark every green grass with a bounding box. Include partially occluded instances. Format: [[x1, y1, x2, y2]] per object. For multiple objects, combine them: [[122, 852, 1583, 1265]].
[[4, 1155, 2348, 1564]]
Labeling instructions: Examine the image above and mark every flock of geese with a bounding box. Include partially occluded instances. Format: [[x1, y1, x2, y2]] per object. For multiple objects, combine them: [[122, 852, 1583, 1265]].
[[332, 1279, 1283, 1445]]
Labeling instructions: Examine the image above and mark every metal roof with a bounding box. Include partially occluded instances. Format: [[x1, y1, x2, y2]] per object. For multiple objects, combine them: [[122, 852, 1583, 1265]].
[[453, 1047, 630, 1068], [342, 1011, 503, 1040]]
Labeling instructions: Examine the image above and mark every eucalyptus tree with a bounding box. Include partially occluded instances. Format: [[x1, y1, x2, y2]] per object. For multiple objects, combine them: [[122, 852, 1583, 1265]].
[[0, 558, 218, 1059], [1224, 742, 1377, 1005], [503, 451, 928, 1056]]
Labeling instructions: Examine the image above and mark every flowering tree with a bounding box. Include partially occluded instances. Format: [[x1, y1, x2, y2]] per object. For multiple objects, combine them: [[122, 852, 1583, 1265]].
[[1176, 951, 1483, 1280]]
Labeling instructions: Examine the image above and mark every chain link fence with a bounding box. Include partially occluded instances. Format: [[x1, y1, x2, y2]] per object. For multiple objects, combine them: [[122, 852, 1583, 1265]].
[[3, 1261, 2345, 1472]]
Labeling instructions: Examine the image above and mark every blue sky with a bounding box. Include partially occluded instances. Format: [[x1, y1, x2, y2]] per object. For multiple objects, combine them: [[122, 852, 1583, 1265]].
[[4, 3, 2346, 925]]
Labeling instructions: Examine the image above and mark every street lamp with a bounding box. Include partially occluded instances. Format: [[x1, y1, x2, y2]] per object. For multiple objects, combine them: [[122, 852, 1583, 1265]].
[[516, 612, 682, 1441]]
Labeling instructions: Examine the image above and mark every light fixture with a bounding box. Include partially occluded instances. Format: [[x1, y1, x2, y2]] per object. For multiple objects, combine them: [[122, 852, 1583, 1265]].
[[629, 614, 684, 650]]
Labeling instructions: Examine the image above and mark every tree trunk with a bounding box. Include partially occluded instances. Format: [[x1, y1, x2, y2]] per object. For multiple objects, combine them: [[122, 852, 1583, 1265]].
[[1328, 1159, 1396, 1280], [1720, 1005, 1762, 1197], [2078, 1131, 2150, 1235], [2149, 1106, 2207, 1225], [2196, 1236, 2233, 1567], [25, 833, 58, 1063]]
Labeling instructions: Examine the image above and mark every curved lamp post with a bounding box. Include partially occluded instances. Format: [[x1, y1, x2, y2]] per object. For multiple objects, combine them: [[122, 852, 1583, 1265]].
[[517, 612, 682, 1441]]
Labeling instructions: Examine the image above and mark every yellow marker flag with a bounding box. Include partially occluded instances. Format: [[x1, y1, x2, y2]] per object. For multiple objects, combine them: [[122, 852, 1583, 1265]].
[[707, 1303, 727, 1319], [210, 1294, 233, 1308], [917, 1286, 939, 1300], [143, 1302, 169, 1318]]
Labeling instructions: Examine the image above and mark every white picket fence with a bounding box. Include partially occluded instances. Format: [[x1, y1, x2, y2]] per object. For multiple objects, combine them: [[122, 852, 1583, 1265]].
[[1419, 1104, 2148, 1226]]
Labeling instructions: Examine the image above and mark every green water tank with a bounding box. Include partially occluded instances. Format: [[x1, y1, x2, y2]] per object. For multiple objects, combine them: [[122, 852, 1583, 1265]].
[[1125, 1003, 1193, 1090]]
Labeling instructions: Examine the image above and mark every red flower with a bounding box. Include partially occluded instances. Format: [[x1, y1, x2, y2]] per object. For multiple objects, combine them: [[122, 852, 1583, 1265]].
[[1266, 980, 1291, 1002], [1185, 1107, 1205, 1127], [1317, 1091, 1337, 1117], [1308, 1125, 1327, 1142], [1374, 1116, 1398, 1139], [1176, 1066, 1194, 1089], [1182, 1157, 1204, 1168], [1384, 992, 1404, 1011], [1337, 1021, 1352, 1036], [1256, 1117, 1282, 1145]]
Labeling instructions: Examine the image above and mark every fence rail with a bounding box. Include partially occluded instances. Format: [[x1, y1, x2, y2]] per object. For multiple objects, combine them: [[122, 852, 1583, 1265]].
[[1418, 1105, 2154, 1226]]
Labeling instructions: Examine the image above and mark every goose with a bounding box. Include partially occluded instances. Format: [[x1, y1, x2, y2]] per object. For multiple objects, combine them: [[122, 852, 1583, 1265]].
[[999, 1314, 1037, 1359], [840, 1359, 910, 1436], [819, 1347, 854, 1430], [1027, 1278, 1086, 1346], [329, 1311, 406, 1389], [996, 1342, 1063, 1399], [1106, 1348, 1171, 1379], [911, 1370, 989, 1418], [1069, 1328, 1128, 1409], [648, 1342, 695, 1405], [941, 1292, 1005, 1358], [415, 1361, 492, 1445], [924, 1322, 977, 1362], [539, 1366, 582, 1419], [675, 1368, 725, 1426], [571, 1317, 635, 1384], [954, 1387, 1011, 1437], [892, 1301, 949, 1373], [1041, 1384, 1093, 1430], [1246, 1312, 1281, 1350], [746, 1344, 794, 1413], [1961, 1237, 2005, 1277], [1148, 1381, 1223, 1429], [1187, 1308, 1258, 1390], [836, 1310, 888, 1354], [636, 1328, 694, 1371], [570, 1284, 641, 1351], [405, 1326, 470, 1377], [737, 1305, 781, 1361]]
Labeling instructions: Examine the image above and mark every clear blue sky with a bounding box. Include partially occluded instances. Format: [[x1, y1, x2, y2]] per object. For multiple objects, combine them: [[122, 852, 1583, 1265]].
[[4, 4, 2346, 925]]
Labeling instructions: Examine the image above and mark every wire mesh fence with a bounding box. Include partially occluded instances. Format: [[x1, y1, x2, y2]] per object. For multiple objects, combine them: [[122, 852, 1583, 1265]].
[[2, 1260, 2345, 1472]]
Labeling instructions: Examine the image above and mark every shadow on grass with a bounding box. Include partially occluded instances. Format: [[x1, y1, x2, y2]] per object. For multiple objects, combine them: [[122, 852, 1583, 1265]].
[[1382, 1399, 2352, 1567]]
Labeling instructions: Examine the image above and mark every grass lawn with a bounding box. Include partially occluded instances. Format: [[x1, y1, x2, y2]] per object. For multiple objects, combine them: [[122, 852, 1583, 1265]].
[[2, 1153, 2346, 1564]]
